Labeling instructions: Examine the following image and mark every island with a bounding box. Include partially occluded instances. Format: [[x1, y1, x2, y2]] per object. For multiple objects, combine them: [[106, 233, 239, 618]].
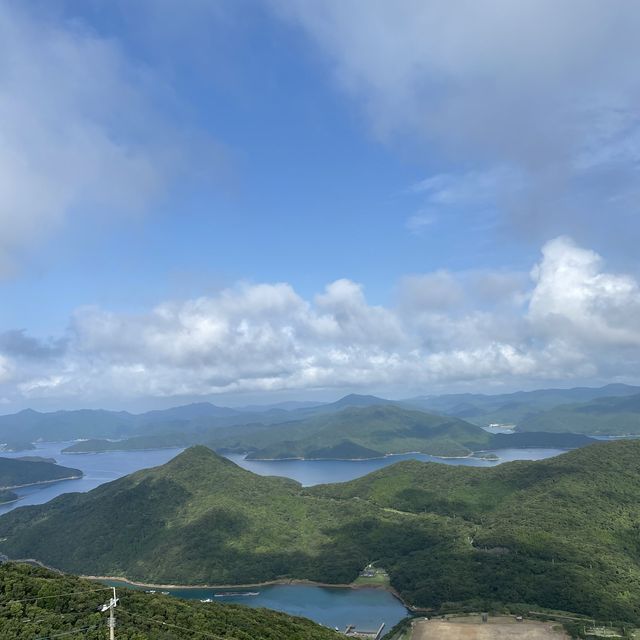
[[0, 456, 83, 490]]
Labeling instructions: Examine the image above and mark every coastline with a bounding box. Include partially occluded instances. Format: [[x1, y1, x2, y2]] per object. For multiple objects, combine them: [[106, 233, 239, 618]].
[[0, 474, 83, 491], [84, 574, 411, 607], [244, 450, 475, 462]]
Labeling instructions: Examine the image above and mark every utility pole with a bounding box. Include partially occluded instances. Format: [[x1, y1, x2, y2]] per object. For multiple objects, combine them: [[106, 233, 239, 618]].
[[101, 587, 119, 640]]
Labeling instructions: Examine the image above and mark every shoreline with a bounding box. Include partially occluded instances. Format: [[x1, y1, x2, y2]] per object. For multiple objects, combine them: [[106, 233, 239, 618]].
[[84, 574, 411, 607], [0, 475, 83, 491], [243, 450, 475, 462]]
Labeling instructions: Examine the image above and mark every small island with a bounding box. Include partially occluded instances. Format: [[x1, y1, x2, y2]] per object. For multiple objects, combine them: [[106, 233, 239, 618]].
[[0, 457, 83, 490]]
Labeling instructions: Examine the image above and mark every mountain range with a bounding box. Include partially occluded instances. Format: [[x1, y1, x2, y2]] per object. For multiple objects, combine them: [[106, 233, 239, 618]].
[[4, 384, 640, 456]]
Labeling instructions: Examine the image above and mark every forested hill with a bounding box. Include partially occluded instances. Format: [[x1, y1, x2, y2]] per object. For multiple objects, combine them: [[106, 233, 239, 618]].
[[0, 456, 82, 489], [213, 405, 492, 458], [517, 392, 640, 434], [1, 442, 640, 622], [0, 562, 340, 640]]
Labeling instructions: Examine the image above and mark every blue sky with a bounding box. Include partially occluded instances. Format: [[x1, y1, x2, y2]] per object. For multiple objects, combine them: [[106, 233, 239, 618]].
[[1, 1, 640, 410]]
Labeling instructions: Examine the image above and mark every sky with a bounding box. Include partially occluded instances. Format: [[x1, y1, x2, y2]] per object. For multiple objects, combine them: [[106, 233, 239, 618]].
[[1, 0, 640, 412]]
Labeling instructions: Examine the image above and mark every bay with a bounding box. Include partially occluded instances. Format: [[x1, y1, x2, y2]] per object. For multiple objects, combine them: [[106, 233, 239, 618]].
[[224, 447, 566, 486], [103, 580, 408, 633]]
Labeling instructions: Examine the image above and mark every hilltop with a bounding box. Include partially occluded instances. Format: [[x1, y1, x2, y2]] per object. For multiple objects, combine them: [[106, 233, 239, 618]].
[[0, 562, 340, 640], [1, 441, 640, 622], [0, 446, 386, 585]]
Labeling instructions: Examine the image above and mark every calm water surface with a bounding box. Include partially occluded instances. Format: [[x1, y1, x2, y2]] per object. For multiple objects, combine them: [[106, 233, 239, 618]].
[[225, 447, 566, 486], [0, 442, 569, 515], [0, 442, 184, 515], [104, 580, 408, 632]]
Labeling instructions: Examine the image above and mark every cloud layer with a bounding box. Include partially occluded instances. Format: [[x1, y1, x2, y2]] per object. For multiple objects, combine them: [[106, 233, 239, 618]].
[[272, 0, 640, 249], [0, 2, 215, 276], [1, 237, 639, 406]]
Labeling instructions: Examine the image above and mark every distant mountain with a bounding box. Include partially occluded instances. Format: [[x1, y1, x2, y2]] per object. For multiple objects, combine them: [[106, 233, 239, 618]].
[[319, 393, 393, 410], [517, 392, 640, 434], [60, 406, 597, 458], [0, 404, 280, 443], [0, 563, 340, 640], [5, 385, 639, 445], [0, 408, 137, 441], [139, 402, 242, 422], [404, 384, 640, 426], [3, 441, 640, 622], [213, 405, 492, 459], [238, 400, 326, 412], [0, 456, 82, 489]]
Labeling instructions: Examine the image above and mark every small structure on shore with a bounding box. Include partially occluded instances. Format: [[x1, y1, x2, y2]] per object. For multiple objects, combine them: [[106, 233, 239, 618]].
[[344, 622, 385, 639]]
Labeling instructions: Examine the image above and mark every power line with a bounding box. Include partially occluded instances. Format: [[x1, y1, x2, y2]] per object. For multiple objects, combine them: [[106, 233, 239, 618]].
[[121, 609, 241, 640], [32, 625, 101, 639], [0, 586, 112, 605]]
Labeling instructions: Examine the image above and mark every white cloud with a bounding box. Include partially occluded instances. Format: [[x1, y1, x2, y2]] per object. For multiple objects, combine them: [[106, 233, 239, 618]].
[[0, 2, 215, 275], [1, 237, 640, 405], [271, 0, 640, 247], [529, 237, 640, 347], [0, 355, 12, 384]]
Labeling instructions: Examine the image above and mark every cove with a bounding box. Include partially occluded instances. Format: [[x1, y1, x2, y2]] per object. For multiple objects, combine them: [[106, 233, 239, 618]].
[[102, 579, 409, 632]]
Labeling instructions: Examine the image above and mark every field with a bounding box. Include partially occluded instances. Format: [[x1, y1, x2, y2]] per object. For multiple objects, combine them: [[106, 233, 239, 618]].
[[410, 616, 568, 640]]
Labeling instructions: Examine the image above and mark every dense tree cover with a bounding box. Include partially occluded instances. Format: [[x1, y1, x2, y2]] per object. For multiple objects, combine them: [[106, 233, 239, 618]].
[[0, 563, 340, 639], [221, 405, 492, 458], [405, 383, 640, 427], [1, 442, 640, 624], [0, 457, 82, 489], [62, 433, 194, 454], [518, 393, 640, 434], [61, 405, 494, 458], [486, 432, 594, 449], [0, 395, 393, 443]]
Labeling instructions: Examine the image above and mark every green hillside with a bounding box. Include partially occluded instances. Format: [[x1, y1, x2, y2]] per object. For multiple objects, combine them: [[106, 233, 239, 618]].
[[0, 562, 340, 640], [405, 384, 640, 427], [216, 405, 492, 458], [0, 456, 82, 489], [0, 447, 401, 585], [518, 393, 640, 434], [62, 433, 193, 454], [1, 442, 640, 623]]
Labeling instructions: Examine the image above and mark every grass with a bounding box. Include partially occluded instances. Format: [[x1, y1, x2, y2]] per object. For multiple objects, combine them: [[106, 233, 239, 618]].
[[353, 564, 390, 587]]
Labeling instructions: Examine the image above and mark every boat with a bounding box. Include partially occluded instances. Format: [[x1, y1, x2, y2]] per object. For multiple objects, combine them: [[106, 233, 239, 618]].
[[200, 598, 214, 603], [213, 591, 260, 597]]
